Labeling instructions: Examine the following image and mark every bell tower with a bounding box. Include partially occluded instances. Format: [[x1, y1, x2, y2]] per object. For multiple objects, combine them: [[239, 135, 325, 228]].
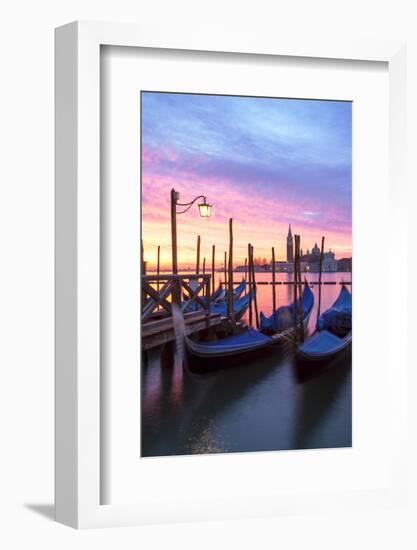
[[286, 224, 294, 262]]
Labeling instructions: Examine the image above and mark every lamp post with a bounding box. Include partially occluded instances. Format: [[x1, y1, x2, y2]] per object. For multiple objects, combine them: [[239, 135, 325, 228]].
[[170, 188, 212, 275]]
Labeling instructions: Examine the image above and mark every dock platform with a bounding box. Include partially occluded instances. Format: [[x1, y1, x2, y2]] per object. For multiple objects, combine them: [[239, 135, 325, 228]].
[[142, 311, 223, 351]]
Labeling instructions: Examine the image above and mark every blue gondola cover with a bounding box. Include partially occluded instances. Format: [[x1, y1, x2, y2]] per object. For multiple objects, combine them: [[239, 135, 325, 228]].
[[260, 284, 314, 332], [317, 285, 352, 332]]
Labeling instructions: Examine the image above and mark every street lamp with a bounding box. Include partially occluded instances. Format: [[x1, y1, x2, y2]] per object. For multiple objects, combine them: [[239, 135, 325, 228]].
[[197, 198, 212, 218], [170, 188, 212, 275]]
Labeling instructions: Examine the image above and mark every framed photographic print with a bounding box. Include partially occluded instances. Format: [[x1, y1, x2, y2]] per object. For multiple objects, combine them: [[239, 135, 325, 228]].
[[55, 22, 408, 528], [139, 90, 353, 459]]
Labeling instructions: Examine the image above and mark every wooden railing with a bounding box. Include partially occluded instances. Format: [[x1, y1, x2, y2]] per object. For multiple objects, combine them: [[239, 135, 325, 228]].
[[142, 274, 211, 323]]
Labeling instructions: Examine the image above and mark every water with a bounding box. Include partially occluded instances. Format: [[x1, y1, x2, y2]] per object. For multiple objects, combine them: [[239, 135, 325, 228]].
[[141, 271, 352, 457]]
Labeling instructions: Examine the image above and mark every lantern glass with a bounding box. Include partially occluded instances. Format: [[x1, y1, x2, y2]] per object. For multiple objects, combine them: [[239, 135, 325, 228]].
[[198, 202, 212, 217]]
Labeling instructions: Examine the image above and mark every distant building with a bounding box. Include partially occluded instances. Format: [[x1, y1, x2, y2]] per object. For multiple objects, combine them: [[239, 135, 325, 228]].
[[286, 224, 294, 262], [311, 243, 321, 256], [274, 260, 293, 273], [337, 258, 352, 272], [235, 262, 270, 272], [322, 251, 338, 272], [297, 242, 338, 272], [240, 224, 351, 274]]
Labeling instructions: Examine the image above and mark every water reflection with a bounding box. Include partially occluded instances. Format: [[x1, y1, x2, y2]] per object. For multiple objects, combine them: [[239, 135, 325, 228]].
[[292, 349, 351, 450], [141, 272, 352, 457]]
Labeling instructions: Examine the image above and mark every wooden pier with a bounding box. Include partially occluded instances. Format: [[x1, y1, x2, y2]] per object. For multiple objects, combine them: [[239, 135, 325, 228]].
[[142, 273, 223, 351], [142, 310, 223, 351]]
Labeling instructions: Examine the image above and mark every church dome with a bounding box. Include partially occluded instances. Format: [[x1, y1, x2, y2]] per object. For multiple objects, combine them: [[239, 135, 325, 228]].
[[312, 243, 320, 255]]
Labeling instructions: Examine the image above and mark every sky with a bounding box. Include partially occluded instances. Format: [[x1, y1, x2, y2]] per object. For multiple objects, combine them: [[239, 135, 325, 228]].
[[141, 91, 352, 270]]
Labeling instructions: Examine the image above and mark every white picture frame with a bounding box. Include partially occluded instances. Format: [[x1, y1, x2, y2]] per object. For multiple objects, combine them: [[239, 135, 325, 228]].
[[55, 21, 407, 529]]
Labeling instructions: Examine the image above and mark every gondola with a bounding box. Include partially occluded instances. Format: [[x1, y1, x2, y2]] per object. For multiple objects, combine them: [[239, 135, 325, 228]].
[[259, 280, 313, 333], [298, 285, 352, 361], [185, 283, 314, 370], [230, 279, 246, 300], [214, 278, 246, 302], [209, 287, 254, 321], [211, 285, 225, 302], [183, 279, 246, 312]]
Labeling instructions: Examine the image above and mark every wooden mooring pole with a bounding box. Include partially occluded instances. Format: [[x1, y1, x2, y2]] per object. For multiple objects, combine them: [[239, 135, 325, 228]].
[[156, 244, 160, 309], [272, 246, 276, 312], [224, 251, 227, 289], [293, 237, 298, 343], [248, 244, 253, 326], [244, 257, 248, 294], [141, 239, 145, 310], [141, 239, 146, 275], [196, 235, 201, 274], [205, 274, 211, 329], [316, 236, 325, 328], [227, 218, 234, 327], [296, 235, 304, 343], [202, 257, 206, 297], [250, 244, 259, 329], [299, 238, 304, 341], [170, 189, 180, 304], [211, 245, 215, 295]]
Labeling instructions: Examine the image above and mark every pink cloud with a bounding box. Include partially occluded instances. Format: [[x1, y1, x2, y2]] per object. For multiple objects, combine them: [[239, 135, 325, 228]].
[[141, 144, 351, 269]]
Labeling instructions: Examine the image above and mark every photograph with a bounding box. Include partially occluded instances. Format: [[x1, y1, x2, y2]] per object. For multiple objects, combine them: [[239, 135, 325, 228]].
[[140, 91, 352, 458]]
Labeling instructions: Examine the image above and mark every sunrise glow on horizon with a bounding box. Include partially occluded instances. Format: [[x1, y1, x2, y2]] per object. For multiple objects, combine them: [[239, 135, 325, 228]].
[[141, 92, 352, 270]]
